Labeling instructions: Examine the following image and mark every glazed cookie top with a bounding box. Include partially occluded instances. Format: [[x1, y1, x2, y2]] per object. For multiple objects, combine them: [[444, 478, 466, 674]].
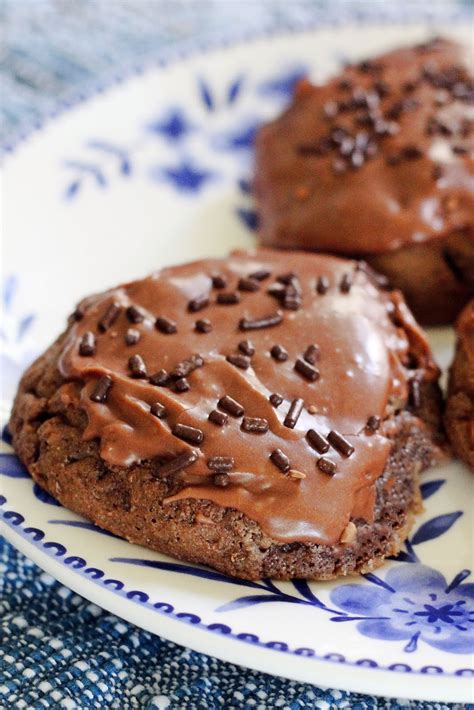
[[256, 37, 474, 254], [58, 250, 438, 544]]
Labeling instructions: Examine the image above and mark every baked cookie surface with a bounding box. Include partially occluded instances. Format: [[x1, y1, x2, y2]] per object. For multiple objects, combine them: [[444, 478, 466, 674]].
[[10, 250, 443, 579], [446, 300, 474, 470], [255, 38, 474, 324]]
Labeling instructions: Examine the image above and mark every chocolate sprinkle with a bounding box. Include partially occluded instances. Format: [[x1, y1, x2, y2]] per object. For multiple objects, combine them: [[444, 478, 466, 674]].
[[327, 430, 355, 457], [79, 331, 96, 356], [99, 302, 122, 332], [156, 316, 177, 334], [249, 269, 271, 281], [72, 305, 85, 321], [267, 284, 286, 299], [128, 354, 148, 379], [90, 375, 113, 403], [213, 473, 230, 487], [241, 417, 269, 434], [149, 369, 169, 386], [126, 305, 145, 324], [277, 272, 297, 285], [217, 292, 240, 305], [366, 415, 381, 432], [306, 429, 330, 454], [267, 278, 302, 311], [150, 402, 166, 419], [432, 164, 444, 181], [282, 295, 301, 311], [317, 457, 337, 475], [208, 409, 228, 426], [409, 378, 422, 409], [270, 448, 290, 473], [155, 449, 198, 477], [340, 273, 352, 293], [218, 395, 244, 417], [339, 137, 355, 156], [226, 354, 251, 370], [403, 80, 417, 93], [350, 151, 364, 170], [195, 318, 212, 333], [401, 144, 423, 160], [211, 274, 227, 289], [238, 278, 260, 292], [323, 100, 339, 119], [239, 312, 283, 331], [294, 358, 320, 382], [269, 393, 283, 408], [316, 276, 329, 295], [188, 294, 210, 313], [304, 344, 320, 365], [284, 398, 304, 429], [338, 78, 353, 91], [174, 377, 190, 393], [207, 456, 234, 471], [172, 354, 204, 379], [271, 344, 288, 362], [374, 79, 390, 97], [172, 423, 204, 445], [238, 340, 255, 356], [125, 328, 140, 346]]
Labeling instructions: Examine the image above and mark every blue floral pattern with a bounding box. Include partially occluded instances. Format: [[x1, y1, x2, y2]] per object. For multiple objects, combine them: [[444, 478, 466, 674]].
[[147, 108, 194, 141], [151, 160, 216, 193], [61, 64, 307, 218], [0, 276, 37, 403], [331, 566, 474, 655]]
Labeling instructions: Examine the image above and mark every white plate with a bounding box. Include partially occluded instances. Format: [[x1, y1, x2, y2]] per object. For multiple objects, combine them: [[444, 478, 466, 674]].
[[2, 23, 473, 703]]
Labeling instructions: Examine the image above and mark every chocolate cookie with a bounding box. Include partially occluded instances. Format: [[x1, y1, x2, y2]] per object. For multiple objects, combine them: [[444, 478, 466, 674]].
[[445, 300, 474, 470], [255, 37, 474, 325], [10, 250, 444, 580]]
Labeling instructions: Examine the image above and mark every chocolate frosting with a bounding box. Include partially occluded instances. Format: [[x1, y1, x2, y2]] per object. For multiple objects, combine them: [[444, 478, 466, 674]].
[[256, 37, 474, 255], [58, 250, 438, 544]]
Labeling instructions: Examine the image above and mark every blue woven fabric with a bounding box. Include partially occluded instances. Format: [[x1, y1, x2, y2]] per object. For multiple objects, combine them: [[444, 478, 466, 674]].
[[2, 1, 474, 707], [2, 0, 472, 150], [1, 537, 471, 710]]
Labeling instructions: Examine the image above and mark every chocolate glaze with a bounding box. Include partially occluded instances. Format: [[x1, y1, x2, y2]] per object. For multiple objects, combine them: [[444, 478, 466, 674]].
[[58, 250, 438, 544], [255, 38, 473, 255]]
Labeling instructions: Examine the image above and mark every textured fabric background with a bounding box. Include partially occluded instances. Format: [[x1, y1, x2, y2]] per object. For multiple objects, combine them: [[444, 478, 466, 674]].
[[1, 1, 473, 708], [2, 0, 472, 149]]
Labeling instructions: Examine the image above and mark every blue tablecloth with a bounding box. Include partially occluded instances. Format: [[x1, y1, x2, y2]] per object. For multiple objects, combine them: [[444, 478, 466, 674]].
[[1, 1, 473, 707]]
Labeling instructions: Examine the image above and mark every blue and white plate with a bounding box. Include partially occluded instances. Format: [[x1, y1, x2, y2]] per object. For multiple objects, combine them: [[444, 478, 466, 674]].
[[2, 23, 473, 703]]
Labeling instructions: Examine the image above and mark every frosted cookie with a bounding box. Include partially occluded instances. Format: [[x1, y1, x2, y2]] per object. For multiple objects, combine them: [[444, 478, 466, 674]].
[[10, 250, 443, 579]]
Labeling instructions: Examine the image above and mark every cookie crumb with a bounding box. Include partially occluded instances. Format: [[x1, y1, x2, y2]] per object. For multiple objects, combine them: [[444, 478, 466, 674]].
[[340, 521, 357, 544], [288, 469, 306, 480]]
